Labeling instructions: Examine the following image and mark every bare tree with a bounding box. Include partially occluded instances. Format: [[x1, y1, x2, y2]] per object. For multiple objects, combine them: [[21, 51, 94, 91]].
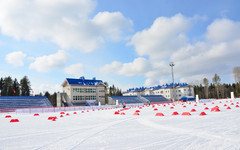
[[203, 78, 209, 99], [219, 84, 225, 98], [212, 74, 221, 99], [233, 67, 240, 83]]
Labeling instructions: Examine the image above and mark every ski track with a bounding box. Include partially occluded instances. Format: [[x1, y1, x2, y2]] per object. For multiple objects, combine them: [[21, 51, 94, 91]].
[[0, 99, 240, 150], [36, 117, 136, 150]]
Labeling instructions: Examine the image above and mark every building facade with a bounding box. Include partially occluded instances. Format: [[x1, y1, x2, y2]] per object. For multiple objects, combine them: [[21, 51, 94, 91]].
[[61, 77, 106, 106], [123, 83, 194, 101]]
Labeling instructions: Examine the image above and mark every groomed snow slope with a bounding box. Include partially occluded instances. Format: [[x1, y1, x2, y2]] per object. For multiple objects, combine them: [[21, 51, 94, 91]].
[[0, 98, 240, 150]]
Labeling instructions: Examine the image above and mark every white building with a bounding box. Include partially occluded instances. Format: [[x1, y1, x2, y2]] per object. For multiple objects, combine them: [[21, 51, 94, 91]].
[[59, 77, 106, 106], [123, 83, 194, 101]]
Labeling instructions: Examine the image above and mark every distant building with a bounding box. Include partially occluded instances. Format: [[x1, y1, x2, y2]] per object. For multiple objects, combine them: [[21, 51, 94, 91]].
[[123, 83, 194, 101], [58, 77, 106, 106]]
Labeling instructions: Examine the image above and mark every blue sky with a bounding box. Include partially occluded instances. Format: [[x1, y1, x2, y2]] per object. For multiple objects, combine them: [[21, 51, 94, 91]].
[[0, 0, 240, 94]]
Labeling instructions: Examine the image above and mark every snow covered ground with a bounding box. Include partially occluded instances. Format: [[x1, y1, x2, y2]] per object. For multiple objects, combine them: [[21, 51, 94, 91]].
[[0, 98, 240, 150]]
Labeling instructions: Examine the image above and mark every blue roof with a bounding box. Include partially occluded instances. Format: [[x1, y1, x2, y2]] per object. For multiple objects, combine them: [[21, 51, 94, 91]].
[[66, 77, 103, 86], [180, 96, 195, 101], [125, 83, 189, 93]]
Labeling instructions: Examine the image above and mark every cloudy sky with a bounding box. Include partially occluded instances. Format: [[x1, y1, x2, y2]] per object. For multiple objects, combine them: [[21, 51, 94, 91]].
[[0, 0, 240, 93]]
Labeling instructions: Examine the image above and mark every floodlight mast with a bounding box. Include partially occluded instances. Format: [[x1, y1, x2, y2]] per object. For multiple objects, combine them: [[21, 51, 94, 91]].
[[169, 62, 175, 101]]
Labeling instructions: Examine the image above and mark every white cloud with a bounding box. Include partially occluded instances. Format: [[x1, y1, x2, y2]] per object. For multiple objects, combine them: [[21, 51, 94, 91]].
[[129, 13, 190, 60], [206, 19, 240, 43], [5, 51, 26, 67], [29, 50, 68, 72], [144, 78, 158, 87], [32, 83, 62, 95], [0, 0, 133, 52], [101, 57, 151, 77], [64, 64, 84, 77], [103, 16, 240, 87], [92, 11, 133, 41]]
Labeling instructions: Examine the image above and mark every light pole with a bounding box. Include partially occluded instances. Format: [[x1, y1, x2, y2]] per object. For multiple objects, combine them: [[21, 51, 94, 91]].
[[169, 62, 175, 101]]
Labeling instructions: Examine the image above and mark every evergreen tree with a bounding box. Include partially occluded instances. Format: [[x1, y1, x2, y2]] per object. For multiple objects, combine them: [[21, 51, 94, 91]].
[[44, 91, 51, 100], [0, 77, 4, 95], [20, 76, 31, 96], [2, 76, 14, 96], [49, 92, 57, 106], [13, 78, 20, 96]]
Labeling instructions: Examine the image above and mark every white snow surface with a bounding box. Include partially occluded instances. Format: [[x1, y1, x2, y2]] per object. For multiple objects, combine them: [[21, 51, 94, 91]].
[[1, 98, 240, 150]]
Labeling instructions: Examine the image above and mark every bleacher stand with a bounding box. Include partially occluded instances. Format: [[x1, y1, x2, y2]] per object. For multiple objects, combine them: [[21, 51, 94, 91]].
[[0, 96, 53, 112], [141, 95, 170, 104], [109, 96, 145, 105]]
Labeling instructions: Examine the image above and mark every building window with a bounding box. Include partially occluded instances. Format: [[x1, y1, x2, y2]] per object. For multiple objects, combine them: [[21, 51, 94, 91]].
[[73, 88, 84, 93], [86, 89, 96, 93], [86, 96, 96, 100], [73, 96, 84, 100]]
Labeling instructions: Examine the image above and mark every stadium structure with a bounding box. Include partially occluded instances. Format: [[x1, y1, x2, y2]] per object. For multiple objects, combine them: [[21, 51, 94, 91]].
[[108, 95, 170, 105], [122, 83, 194, 101], [57, 77, 106, 107], [0, 96, 52, 112]]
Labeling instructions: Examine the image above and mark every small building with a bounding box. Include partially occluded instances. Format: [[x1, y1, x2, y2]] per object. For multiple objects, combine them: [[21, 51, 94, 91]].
[[59, 77, 106, 106], [123, 83, 194, 101]]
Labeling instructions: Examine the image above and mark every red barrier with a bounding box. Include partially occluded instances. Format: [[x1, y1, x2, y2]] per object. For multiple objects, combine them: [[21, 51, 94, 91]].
[[120, 112, 125, 115], [133, 112, 140, 115], [172, 112, 179, 115], [34, 114, 39, 116], [10, 119, 19, 123], [182, 112, 191, 116], [190, 109, 196, 112], [5, 115, 12, 118], [200, 112, 207, 116], [211, 106, 220, 112], [114, 111, 120, 115], [155, 113, 164, 116]]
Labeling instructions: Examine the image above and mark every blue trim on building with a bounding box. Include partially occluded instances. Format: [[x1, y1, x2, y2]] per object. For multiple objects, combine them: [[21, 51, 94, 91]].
[[66, 77, 103, 86], [125, 83, 189, 93]]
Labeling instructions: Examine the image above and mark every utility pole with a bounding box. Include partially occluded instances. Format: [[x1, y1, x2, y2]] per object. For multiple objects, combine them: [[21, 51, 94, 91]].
[[169, 62, 175, 101]]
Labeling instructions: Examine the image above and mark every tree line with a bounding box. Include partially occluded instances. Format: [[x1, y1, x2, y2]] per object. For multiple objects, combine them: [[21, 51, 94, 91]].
[[194, 72, 240, 99], [0, 76, 31, 96], [0, 76, 57, 106]]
